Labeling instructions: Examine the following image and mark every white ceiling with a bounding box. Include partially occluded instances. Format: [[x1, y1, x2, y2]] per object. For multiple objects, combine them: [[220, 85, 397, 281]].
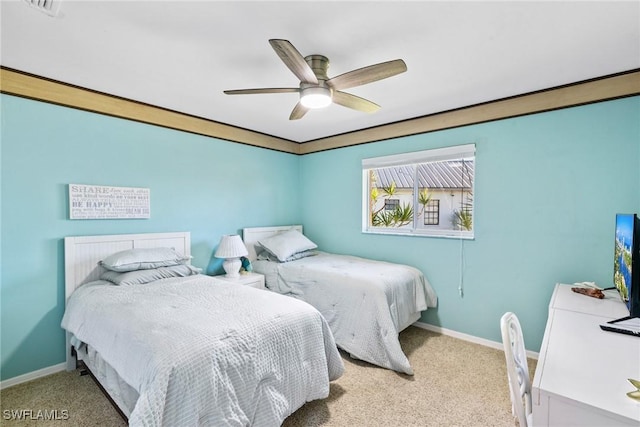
[[1, 1, 639, 143]]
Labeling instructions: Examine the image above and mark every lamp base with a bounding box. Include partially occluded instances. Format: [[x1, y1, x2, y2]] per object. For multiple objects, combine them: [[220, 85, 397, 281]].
[[222, 257, 242, 278]]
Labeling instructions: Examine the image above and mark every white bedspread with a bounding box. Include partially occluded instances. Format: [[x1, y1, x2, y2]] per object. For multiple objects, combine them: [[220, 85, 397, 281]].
[[61, 275, 344, 426], [253, 252, 437, 375]]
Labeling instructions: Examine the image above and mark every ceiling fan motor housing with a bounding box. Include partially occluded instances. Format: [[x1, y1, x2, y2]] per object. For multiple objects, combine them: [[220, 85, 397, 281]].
[[299, 55, 332, 108], [304, 55, 330, 81]]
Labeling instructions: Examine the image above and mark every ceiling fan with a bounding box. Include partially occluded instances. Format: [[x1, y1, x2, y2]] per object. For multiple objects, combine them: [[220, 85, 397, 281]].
[[223, 39, 407, 120]]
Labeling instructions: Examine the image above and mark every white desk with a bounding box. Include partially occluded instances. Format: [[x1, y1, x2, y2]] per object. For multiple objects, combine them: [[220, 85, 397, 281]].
[[532, 284, 640, 426]]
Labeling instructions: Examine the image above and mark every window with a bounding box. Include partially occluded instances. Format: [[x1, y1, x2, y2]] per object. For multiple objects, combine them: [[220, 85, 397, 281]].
[[384, 199, 399, 211], [362, 144, 475, 238], [423, 199, 440, 225]]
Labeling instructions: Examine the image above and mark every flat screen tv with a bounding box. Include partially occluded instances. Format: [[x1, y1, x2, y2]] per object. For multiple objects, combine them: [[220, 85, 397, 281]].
[[614, 213, 640, 317]]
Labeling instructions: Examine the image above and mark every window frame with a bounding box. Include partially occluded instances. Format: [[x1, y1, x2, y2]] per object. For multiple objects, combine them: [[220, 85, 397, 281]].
[[362, 144, 475, 239]]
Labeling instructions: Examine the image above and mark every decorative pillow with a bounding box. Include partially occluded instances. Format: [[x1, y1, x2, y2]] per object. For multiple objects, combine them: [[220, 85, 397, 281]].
[[257, 249, 318, 263], [257, 229, 318, 262], [100, 264, 201, 286], [99, 247, 191, 272]]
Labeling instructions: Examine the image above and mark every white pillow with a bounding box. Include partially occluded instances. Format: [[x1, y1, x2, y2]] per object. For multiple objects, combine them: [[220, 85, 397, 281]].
[[257, 229, 317, 262], [99, 247, 191, 272], [100, 264, 201, 286], [257, 249, 318, 263]]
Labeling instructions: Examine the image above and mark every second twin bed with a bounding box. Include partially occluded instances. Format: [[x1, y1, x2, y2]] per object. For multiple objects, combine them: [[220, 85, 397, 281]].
[[243, 225, 438, 375]]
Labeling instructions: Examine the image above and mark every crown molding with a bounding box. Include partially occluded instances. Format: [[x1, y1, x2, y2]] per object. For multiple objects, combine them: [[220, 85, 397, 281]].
[[2, 67, 638, 156], [299, 70, 640, 154], [0, 67, 299, 154]]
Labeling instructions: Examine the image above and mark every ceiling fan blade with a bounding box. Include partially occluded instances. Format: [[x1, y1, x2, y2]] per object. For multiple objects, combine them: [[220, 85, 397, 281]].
[[224, 88, 299, 95], [332, 91, 381, 113], [327, 59, 407, 90], [269, 39, 318, 85], [289, 102, 309, 120]]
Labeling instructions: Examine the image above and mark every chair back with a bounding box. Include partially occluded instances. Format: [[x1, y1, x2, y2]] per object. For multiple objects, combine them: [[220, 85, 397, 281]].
[[500, 312, 532, 427]]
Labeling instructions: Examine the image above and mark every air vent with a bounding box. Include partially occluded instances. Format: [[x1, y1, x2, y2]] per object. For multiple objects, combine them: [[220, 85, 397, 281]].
[[23, 0, 61, 17]]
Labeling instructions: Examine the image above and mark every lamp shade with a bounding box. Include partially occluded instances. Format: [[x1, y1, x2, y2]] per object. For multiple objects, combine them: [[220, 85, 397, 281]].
[[214, 235, 248, 259]]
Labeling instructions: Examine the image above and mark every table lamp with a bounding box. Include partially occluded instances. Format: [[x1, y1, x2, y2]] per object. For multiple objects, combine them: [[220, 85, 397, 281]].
[[214, 234, 248, 278]]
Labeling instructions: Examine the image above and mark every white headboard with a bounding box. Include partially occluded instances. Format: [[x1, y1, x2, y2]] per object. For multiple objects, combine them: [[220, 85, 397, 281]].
[[64, 231, 191, 301], [63, 231, 190, 371], [242, 225, 302, 261]]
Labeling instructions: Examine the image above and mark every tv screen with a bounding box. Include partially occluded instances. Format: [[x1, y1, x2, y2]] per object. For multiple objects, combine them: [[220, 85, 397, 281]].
[[614, 213, 640, 316]]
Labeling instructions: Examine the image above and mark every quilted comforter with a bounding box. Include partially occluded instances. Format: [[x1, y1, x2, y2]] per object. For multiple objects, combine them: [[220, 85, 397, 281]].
[[61, 275, 344, 426], [253, 252, 437, 375]]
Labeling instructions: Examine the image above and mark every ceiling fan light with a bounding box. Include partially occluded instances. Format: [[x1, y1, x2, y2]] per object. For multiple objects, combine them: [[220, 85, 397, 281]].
[[300, 87, 332, 109]]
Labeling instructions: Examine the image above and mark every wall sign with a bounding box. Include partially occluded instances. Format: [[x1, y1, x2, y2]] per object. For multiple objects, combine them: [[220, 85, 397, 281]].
[[69, 184, 150, 219]]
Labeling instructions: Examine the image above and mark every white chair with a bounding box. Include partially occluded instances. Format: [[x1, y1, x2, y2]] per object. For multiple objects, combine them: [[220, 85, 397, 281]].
[[500, 312, 533, 427]]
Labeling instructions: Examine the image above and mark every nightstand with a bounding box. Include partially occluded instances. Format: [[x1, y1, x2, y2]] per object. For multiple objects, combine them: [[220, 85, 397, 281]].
[[214, 272, 265, 290]]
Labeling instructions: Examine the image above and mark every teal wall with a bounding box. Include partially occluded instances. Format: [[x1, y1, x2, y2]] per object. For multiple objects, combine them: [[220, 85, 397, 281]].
[[1, 93, 638, 382], [0, 94, 301, 381], [299, 96, 640, 352]]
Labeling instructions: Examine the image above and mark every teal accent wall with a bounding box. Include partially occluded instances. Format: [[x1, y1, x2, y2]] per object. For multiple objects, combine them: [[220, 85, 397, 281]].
[[0, 94, 301, 381], [299, 96, 640, 352], [2, 93, 638, 382]]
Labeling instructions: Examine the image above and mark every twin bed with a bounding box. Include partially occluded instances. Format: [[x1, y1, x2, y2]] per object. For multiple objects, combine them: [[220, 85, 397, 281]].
[[61, 228, 437, 425], [61, 232, 343, 426], [243, 225, 437, 376]]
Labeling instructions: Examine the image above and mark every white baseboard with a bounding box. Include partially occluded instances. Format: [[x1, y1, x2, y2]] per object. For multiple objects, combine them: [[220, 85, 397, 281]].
[[0, 362, 66, 390], [413, 321, 539, 360]]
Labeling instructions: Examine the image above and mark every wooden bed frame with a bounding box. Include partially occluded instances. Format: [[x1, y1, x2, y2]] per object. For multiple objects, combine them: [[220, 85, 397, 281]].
[[242, 225, 302, 262], [63, 232, 191, 371]]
